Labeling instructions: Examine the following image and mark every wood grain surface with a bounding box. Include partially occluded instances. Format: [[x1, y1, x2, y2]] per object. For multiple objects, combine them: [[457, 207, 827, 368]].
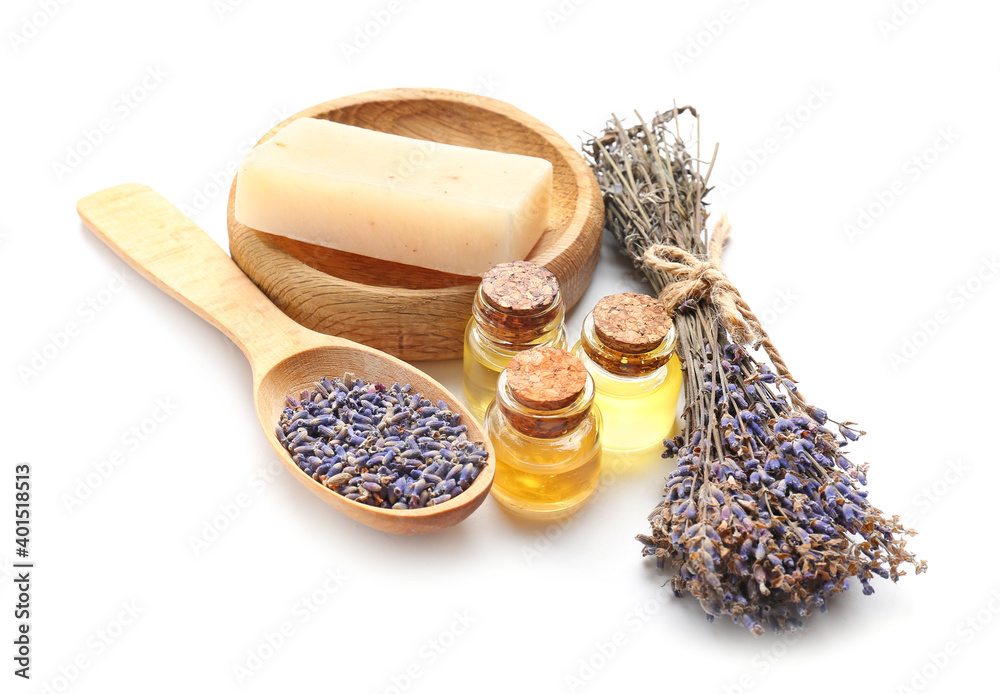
[[227, 88, 604, 361]]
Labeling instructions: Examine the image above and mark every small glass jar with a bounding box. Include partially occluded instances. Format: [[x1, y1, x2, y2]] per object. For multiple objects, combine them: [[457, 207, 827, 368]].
[[572, 293, 682, 463], [485, 346, 602, 519], [463, 261, 567, 422]]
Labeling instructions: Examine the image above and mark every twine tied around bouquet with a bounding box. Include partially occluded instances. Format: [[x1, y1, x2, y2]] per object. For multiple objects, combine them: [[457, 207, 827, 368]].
[[642, 214, 795, 384]]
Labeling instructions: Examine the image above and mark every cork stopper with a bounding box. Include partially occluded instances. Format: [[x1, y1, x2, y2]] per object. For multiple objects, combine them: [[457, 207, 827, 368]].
[[481, 261, 559, 315], [593, 293, 672, 354], [506, 347, 587, 411], [500, 347, 591, 438]]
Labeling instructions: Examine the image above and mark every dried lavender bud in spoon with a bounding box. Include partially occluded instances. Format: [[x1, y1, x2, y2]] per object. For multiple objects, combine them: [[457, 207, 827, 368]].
[[276, 375, 489, 509]]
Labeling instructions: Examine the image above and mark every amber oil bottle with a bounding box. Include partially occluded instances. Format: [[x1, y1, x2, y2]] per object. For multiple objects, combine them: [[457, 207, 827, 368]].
[[572, 293, 681, 464], [485, 346, 603, 519], [463, 261, 567, 422]]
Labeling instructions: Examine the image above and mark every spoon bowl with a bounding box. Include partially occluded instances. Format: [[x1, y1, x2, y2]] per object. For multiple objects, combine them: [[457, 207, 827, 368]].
[[77, 183, 494, 534]]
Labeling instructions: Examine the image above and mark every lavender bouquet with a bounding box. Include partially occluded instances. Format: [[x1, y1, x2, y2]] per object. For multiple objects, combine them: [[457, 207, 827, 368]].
[[585, 108, 925, 634]]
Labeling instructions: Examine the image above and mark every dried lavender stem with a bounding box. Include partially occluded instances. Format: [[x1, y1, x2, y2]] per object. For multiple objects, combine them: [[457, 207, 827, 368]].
[[585, 107, 925, 634]]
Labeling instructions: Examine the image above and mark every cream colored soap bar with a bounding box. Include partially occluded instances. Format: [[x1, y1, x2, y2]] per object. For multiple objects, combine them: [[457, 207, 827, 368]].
[[235, 118, 553, 276]]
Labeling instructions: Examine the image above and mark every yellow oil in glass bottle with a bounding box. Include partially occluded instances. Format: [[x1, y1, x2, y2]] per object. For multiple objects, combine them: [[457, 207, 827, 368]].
[[572, 293, 681, 465], [485, 346, 602, 519], [462, 261, 567, 423]]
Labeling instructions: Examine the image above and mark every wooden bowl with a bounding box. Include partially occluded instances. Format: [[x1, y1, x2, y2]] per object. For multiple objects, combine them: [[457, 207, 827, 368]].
[[227, 88, 604, 362]]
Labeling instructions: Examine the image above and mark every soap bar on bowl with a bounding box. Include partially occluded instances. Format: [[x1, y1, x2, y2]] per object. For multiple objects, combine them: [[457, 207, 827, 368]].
[[234, 118, 553, 277]]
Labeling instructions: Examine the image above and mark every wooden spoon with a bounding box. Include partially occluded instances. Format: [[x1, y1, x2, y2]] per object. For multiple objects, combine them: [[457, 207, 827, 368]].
[[77, 183, 494, 534]]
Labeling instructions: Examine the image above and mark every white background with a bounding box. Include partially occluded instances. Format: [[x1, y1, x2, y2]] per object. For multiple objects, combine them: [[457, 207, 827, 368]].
[[2, 1, 998, 692]]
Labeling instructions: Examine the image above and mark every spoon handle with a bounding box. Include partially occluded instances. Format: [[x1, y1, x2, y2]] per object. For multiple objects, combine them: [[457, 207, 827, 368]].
[[77, 183, 325, 375]]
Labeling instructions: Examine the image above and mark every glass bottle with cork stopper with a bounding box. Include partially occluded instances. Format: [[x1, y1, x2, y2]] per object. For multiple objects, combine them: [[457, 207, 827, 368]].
[[572, 292, 682, 463], [485, 346, 603, 519], [463, 260, 567, 422]]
